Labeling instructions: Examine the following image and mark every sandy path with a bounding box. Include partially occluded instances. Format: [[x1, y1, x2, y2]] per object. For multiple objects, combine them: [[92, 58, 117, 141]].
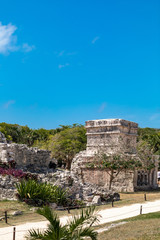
[[1, 199, 160, 240]]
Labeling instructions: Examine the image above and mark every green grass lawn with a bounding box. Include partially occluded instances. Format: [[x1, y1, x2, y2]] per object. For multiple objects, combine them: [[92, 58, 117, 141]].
[[97, 212, 160, 240]]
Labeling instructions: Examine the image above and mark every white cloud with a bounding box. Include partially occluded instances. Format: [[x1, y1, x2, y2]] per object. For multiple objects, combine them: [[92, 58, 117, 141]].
[[0, 22, 18, 54], [22, 43, 35, 52], [3, 100, 15, 109], [98, 102, 107, 113], [58, 63, 70, 69], [92, 36, 100, 44], [0, 22, 35, 55]]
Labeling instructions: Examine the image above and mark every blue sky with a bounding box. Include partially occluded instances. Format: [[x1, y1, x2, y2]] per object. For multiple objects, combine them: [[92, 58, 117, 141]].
[[0, 0, 160, 129]]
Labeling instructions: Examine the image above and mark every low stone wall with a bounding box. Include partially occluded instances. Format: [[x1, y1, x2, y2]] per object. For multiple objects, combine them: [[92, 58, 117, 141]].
[[0, 143, 52, 172], [0, 175, 18, 200]]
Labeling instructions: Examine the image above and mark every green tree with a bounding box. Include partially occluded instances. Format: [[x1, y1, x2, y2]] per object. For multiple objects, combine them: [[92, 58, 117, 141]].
[[93, 151, 141, 190], [26, 205, 99, 240], [0, 122, 20, 142], [138, 128, 160, 154], [48, 125, 87, 170], [137, 140, 156, 171]]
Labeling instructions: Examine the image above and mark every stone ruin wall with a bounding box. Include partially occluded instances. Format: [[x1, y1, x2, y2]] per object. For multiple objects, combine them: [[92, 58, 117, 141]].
[[71, 153, 134, 195], [86, 119, 138, 155], [0, 175, 19, 200], [82, 168, 134, 192], [0, 133, 52, 172]]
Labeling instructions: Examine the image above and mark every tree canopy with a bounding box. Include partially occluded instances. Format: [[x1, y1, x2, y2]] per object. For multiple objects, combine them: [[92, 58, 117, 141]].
[[47, 124, 87, 169], [138, 127, 160, 155]]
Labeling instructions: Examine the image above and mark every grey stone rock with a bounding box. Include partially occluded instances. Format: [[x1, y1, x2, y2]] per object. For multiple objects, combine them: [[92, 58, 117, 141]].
[[30, 207, 38, 212], [12, 210, 23, 216], [49, 203, 57, 209], [92, 195, 101, 205]]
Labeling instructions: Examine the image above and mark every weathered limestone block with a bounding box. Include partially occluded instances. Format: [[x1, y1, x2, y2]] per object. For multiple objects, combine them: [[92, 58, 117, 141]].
[[91, 195, 101, 205], [85, 119, 138, 155]]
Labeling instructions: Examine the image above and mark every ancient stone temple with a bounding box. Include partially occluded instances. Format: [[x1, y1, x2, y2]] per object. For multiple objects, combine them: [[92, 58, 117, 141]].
[[71, 119, 158, 196], [86, 119, 138, 155]]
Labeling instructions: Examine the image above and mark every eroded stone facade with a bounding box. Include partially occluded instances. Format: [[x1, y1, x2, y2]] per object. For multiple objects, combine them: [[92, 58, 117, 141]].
[[0, 134, 52, 172], [71, 119, 158, 194], [86, 119, 138, 155]]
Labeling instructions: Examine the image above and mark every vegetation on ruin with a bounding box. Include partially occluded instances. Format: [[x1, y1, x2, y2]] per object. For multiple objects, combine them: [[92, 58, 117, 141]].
[[0, 161, 38, 180], [86, 153, 142, 189], [16, 179, 68, 206], [0, 168, 38, 180], [86, 135, 157, 190], [26, 205, 99, 240]]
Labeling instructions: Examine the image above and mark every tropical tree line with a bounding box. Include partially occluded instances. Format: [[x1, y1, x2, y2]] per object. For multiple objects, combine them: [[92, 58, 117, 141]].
[[0, 122, 63, 146]]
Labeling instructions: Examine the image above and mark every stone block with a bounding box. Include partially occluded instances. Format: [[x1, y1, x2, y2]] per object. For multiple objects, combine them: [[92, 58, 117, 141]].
[[12, 210, 23, 216], [92, 195, 101, 205]]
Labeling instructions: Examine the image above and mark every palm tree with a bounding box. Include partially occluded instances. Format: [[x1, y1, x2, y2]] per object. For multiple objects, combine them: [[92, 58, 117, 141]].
[[26, 205, 99, 240]]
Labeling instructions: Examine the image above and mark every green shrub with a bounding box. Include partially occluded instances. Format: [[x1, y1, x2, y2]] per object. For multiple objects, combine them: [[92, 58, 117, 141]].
[[16, 179, 67, 206]]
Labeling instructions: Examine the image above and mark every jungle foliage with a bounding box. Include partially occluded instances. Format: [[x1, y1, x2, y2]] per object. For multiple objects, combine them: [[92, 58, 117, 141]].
[[138, 127, 160, 155], [0, 122, 60, 146]]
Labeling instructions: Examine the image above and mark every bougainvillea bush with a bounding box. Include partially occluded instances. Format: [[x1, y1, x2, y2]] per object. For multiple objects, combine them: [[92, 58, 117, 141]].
[[0, 167, 38, 180]]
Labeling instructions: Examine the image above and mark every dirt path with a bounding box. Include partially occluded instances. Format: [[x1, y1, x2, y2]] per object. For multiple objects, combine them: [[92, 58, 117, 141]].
[[1, 199, 160, 240]]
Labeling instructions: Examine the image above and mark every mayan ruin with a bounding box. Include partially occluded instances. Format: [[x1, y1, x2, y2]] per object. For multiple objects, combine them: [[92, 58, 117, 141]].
[[0, 118, 158, 202]]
